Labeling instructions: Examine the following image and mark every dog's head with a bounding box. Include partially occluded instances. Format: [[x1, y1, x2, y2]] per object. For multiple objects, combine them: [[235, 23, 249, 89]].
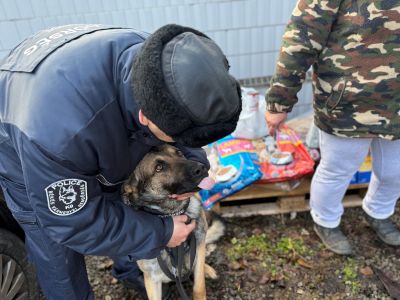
[[122, 144, 208, 209]]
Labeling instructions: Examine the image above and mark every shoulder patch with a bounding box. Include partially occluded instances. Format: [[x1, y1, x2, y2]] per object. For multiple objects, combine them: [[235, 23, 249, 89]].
[[45, 179, 87, 216]]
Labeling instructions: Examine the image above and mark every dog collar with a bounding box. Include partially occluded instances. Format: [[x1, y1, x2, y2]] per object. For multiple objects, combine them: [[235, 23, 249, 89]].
[[142, 201, 190, 218]]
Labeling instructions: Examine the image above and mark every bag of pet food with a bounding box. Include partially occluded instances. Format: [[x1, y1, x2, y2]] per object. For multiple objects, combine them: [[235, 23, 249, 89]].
[[198, 135, 262, 209], [252, 125, 315, 183]]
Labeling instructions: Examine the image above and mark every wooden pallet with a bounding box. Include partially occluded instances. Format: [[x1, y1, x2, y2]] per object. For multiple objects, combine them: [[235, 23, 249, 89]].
[[212, 178, 368, 217]]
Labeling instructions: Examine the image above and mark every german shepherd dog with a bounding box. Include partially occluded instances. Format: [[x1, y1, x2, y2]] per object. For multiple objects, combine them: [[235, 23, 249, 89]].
[[122, 144, 224, 300]]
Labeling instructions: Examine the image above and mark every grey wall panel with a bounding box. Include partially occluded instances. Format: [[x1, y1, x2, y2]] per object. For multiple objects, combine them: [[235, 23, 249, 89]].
[[0, 0, 312, 117], [0, 2, 6, 20], [56, 14, 72, 25], [15, 19, 32, 40], [15, 0, 34, 19], [87, 0, 102, 13], [73, 0, 90, 14], [0, 0, 303, 82], [0, 50, 8, 58], [0, 21, 20, 49], [2, 0, 20, 19], [84, 13, 100, 24], [45, 0, 62, 16]]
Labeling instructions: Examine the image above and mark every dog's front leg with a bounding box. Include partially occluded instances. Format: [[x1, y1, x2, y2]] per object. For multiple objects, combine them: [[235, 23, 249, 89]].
[[143, 273, 162, 300], [193, 240, 207, 300]]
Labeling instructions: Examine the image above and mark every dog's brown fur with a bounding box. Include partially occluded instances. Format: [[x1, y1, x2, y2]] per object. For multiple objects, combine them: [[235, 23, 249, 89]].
[[122, 144, 224, 300]]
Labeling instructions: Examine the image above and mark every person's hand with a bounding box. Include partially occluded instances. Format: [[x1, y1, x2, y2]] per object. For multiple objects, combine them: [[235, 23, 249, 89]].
[[167, 215, 196, 247], [265, 111, 288, 136], [169, 192, 195, 201]]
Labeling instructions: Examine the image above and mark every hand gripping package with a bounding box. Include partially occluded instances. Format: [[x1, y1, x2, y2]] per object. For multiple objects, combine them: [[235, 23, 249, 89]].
[[198, 136, 262, 209], [252, 125, 315, 183]]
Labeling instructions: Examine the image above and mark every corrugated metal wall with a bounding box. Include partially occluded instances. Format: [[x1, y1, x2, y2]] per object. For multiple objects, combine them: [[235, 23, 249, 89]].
[[0, 0, 312, 117]]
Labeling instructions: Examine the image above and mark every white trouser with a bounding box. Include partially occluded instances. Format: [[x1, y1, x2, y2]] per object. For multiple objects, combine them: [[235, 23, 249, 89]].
[[310, 131, 400, 228]]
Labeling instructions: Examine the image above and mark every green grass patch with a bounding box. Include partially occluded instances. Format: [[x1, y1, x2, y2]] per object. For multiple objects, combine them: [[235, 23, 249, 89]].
[[336, 258, 360, 294], [227, 234, 312, 263], [343, 258, 360, 293]]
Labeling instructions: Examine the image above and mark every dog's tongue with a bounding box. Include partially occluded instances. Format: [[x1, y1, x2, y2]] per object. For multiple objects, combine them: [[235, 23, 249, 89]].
[[198, 177, 215, 190]]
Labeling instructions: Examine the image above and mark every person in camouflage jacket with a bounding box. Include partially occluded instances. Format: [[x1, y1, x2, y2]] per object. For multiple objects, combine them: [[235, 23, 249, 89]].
[[266, 0, 400, 255]]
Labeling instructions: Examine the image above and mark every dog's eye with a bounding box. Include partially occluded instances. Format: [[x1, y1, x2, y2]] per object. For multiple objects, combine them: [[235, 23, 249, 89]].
[[155, 164, 163, 172]]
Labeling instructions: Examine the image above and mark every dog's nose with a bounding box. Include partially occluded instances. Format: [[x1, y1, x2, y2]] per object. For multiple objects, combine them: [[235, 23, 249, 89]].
[[192, 163, 207, 177]]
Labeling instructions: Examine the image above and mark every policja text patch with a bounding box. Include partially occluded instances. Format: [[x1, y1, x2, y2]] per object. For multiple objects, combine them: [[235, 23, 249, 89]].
[[45, 179, 87, 216]]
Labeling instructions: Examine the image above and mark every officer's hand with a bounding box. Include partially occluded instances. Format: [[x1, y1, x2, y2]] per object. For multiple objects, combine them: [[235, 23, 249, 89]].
[[168, 192, 195, 201], [265, 111, 288, 136], [167, 215, 196, 247]]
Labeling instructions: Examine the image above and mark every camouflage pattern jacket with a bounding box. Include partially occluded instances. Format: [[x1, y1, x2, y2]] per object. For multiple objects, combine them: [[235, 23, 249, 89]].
[[266, 0, 400, 140]]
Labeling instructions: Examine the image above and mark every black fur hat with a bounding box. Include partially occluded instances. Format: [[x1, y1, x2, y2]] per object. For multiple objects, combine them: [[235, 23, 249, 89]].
[[132, 24, 242, 147]]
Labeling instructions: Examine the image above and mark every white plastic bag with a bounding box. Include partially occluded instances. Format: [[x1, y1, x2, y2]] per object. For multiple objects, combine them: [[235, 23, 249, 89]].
[[232, 87, 268, 139], [306, 121, 320, 149]]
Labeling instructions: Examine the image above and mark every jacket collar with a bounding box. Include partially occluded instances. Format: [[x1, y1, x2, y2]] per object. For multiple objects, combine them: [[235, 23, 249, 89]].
[[116, 42, 163, 147]]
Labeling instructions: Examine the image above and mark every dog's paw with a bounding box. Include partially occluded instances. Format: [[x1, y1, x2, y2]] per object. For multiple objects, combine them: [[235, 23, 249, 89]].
[[205, 264, 218, 280]]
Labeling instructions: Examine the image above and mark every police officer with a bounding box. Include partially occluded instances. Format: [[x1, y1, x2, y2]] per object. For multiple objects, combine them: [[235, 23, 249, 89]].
[[0, 24, 241, 299]]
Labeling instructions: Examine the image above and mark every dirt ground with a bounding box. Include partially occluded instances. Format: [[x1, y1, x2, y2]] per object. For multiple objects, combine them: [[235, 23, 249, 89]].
[[86, 206, 400, 300]]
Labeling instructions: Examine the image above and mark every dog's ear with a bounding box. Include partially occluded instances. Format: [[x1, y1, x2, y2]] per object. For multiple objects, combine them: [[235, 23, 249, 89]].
[[122, 173, 139, 206], [151, 145, 166, 153]]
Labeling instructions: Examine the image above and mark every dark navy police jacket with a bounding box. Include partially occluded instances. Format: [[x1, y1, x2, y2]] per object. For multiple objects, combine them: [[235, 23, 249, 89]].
[[0, 24, 208, 260]]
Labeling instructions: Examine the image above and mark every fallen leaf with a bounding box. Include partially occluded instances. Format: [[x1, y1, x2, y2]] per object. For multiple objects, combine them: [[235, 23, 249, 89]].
[[360, 266, 373, 277], [330, 294, 341, 300], [320, 250, 334, 258], [239, 258, 249, 268], [229, 261, 241, 270], [301, 228, 310, 236], [271, 272, 285, 284], [373, 267, 400, 299], [297, 257, 313, 269], [297, 289, 304, 295], [258, 273, 270, 285], [105, 296, 112, 300]]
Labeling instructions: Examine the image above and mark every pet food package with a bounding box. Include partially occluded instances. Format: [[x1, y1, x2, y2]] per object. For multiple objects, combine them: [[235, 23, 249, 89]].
[[357, 153, 372, 183], [350, 153, 372, 184], [231, 87, 268, 139], [198, 136, 262, 210], [252, 125, 315, 183]]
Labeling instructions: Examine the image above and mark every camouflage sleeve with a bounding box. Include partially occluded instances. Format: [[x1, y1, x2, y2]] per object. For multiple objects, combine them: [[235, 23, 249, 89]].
[[266, 0, 342, 113]]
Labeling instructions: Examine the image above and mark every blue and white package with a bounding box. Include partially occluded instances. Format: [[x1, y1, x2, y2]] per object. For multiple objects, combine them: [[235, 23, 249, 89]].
[[198, 135, 262, 209]]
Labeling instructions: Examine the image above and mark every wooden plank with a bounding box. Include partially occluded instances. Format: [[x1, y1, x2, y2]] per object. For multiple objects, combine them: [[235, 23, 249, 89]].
[[222, 178, 312, 201], [342, 194, 365, 208], [348, 183, 369, 190], [212, 202, 221, 214], [221, 179, 368, 202], [220, 194, 363, 217], [277, 195, 306, 211]]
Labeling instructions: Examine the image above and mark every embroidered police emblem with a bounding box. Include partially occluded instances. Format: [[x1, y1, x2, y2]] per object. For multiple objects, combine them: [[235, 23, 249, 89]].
[[45, 179, 87, 216]]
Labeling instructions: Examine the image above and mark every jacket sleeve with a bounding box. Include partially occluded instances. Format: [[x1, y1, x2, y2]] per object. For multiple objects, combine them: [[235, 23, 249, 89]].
[[19, 135, 173, 260], [266, 0, 342, 113], [175, 144, 210, 170]]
